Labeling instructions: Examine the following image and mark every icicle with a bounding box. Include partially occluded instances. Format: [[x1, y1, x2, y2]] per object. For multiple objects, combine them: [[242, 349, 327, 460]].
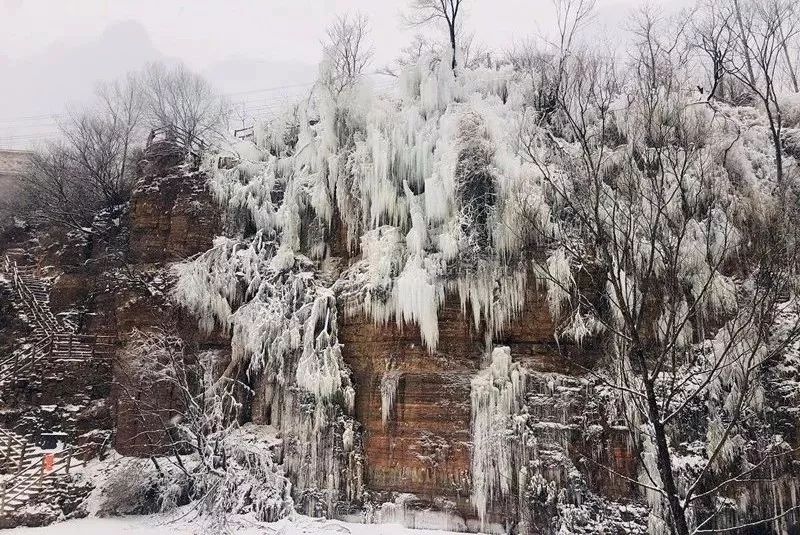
[[540, 247, 573, 321], [381, 371, 402, 426], [393, 255, 445, 350], [470, 346, 527, 527]]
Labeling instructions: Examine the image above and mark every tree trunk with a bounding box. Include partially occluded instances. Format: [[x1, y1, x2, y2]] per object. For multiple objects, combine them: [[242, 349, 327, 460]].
[[774, 132, 784, 186], [638, 350, 691, 535], [765, 102, 784, 186], [733, 0, 757, 87], [779, 24, 799, 93], [449, 25, 457, 72]]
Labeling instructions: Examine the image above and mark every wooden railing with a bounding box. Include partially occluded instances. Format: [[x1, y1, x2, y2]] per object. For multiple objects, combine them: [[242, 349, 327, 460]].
[[3, 256, 58, 334], [0, 261, 112, 514], [0, 334, 115, 386], [49, 333, 115, 358], [0, 335, 51, 380], [0, 257, 116, 387], [146, 124, 207, 153], [0, 430, 86, 514], [0, 427, 28, 472]]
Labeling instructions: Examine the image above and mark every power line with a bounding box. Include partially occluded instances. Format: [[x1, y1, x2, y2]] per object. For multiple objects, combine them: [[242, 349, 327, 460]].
[[0, 78, 402, 147], [223, 81, 317, 97], [0, 113, 64, 124], [0, 78, 398, 124]]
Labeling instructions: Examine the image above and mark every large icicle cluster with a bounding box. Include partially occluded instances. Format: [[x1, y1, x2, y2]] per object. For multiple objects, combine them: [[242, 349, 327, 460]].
[[470, 346, 527, 526], [204, 59, 540, 355], [172, 230, 359, 515]]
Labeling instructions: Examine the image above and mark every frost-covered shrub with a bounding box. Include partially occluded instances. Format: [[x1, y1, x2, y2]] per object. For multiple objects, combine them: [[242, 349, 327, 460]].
[[194, 438, 293, 522], [96, 449, 292, 523], [97, 458, 192, 516], [778, 92, 800, 128]]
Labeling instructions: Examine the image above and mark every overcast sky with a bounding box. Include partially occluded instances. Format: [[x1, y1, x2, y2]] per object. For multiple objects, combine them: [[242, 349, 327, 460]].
[[0, 0, 683, 148]]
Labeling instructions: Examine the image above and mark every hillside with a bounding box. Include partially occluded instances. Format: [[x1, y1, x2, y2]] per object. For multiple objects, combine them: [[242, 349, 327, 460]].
[[1, 53, 799, 534]]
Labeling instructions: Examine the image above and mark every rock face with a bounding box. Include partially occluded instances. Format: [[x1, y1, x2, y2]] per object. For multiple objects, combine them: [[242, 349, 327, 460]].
[[128, 143, 218, 265], [0, 151, 688, 532], [99, 150, 640, 529], [4, 137, 797, 533], [111, 143, 228, 456], [0, 143, 227, 456], [340, 288, 636, 529]]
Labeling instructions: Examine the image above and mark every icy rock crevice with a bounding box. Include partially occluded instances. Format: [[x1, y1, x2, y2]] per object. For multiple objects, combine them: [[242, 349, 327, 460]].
[[381, 370, 402, 426]]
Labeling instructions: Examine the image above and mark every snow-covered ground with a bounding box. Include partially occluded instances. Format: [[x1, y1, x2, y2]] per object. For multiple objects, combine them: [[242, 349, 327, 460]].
[[8, 513, 469, 535]]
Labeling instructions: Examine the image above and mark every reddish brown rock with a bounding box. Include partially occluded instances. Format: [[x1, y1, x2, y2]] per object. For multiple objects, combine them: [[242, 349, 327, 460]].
[[339, 285, 622, 523]]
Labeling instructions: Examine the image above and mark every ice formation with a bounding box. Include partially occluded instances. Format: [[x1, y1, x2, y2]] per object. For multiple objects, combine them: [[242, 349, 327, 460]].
[[380, 370, 401, 426], [209, 64, 518, 353], [470, 346, 527, 526], [172, 232, 359, 514], [166, 49, 800, 532]]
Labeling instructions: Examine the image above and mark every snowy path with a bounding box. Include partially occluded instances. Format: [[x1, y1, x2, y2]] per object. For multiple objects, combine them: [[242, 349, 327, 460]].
[[8, 514, 470, 535]]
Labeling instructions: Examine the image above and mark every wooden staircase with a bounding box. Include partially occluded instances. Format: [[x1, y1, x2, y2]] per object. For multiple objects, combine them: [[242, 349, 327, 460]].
[[3, 257, 67, 335], [0, 257, 112, 516], [0, 426, 83, 515], [0, 256, 114, 395]]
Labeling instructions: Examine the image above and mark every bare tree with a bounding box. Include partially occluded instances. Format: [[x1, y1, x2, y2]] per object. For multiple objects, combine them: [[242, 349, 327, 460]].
[[718, 0, 800, 186], [732, 0, 757, 87], [460, 32, 492, 69], [18, 75, 144, 234], [120, 328, 228, 460], [117, 327, 292, 523], [629, 5, 693, 93], [17, 63, 226, 234], [778, 19, 800, 92], [514, 16, 800, 531], [378, 33, 442, 78], [20, 143, 96, 233], [507, 0, 596, 125], [405, 0, 466, 72], [553, 0, 596, 84], [140, 62, 229, 147], [321, 13, 374, 95], [692, 1, 736, 100]]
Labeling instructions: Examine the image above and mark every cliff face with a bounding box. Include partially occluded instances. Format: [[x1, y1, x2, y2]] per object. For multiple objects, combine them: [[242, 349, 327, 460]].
[[4, 63, 800, 534], [111, 143, 229, 456], [340, 280, 638, 530], [0, 143, 645, 531], [128, 144, 219, 265], [0, 143, 227, 455]]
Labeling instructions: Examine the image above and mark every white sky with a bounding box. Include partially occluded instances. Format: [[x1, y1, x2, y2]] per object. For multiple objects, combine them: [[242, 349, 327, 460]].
[[0, 0, 682, 148]]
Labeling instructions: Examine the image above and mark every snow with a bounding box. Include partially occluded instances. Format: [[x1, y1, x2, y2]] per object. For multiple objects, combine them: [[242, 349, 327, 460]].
[[6, 514, 470, 535]]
